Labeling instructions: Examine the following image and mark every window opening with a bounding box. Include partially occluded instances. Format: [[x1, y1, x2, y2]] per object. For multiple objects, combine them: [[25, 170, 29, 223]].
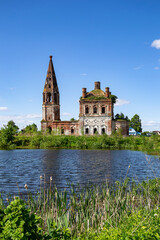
[[85, 128, 89, 134], [93, 106, 97, 114], [71, 128, 74, 134], [102, 128, 105, 134], [47, 127, 52, 134], [85, 106, 89, 114], [54, 93, 57, 103], [61, 128, 64, 134], [48, 93, 52, 102], [94, 128, 97, 134], [102, 107, 105, 114]]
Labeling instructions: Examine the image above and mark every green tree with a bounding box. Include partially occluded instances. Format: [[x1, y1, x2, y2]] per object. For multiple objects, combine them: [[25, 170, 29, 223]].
[[23, 123, 38, 134], [129, 114, 142, 132], [0, 120, 19, 148], [115, 113, 130, 121]]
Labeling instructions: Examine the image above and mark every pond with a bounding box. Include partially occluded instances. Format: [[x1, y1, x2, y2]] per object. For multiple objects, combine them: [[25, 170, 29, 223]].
[[0, 149, 159, 196]]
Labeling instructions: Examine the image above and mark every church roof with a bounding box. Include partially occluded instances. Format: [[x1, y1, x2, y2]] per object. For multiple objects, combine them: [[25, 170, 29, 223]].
[[86, 89, 105, 98], [43, 56, 59, 92]]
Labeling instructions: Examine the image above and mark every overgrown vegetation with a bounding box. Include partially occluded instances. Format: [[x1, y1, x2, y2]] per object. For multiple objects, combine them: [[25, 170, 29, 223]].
[[0, 126, 160, 154], [1, 177, 160, 239]]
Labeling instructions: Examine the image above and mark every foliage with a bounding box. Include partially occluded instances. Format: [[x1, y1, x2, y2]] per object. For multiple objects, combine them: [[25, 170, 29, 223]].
[[70, 118, 76, 121], [46, 221, 71, 239], [88, 209, 160, 239], [0, 207, 4, 234], [1, 178, 160, 239], [1, 131, 160, 155], [115, 112, 130, 121], [130, 114, 142, 132], [109, 94, 117, 104], [0, 120, 19, 149], [1, 197, 42, 239], [82, 96, 106, 100], [22, 123, 38, 134]]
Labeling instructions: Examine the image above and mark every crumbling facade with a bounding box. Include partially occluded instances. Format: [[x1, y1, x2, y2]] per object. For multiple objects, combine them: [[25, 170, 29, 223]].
[[41, 56, 129, 136]]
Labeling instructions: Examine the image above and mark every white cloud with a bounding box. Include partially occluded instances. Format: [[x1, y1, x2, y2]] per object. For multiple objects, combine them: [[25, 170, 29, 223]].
[[0, 107, 8, 111], [154, 66, 159, 70], [133, 65, 144, 70], [0, 114, 42, 129], [61, 112, 71, 116], [142, 120, 160, 131], [80, 73, 87, 76], [115, 99, 130, 106], [151, 39, 160, 49]]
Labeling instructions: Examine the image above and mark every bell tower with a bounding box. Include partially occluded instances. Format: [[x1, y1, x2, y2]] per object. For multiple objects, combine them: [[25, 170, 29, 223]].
[[41, 56, 60, 129]]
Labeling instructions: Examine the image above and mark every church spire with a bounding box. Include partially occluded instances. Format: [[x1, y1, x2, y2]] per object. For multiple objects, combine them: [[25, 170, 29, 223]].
[[42, 56, 60, 122], [45, 56, 59, 91]]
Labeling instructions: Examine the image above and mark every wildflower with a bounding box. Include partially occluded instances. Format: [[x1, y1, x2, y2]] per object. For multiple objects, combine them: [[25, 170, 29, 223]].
[[6, 198, 9, 202], [24, 184, 28, 190], [128, 165, 130, 168], [50, 176, 52, 181], [154, 213, 158, 217], [40, 175, 43, 179]]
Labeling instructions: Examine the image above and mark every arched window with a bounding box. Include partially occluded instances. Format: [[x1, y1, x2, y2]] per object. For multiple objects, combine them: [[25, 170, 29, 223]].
[[101, 128, 105, 134], [47, 127, 52, 134], [94, 127, 97, 134], [85, 128, 89, 134], [71, 128, 74, 134], [93, 106, 97, 114], [101, 106, 105, 114], [48, 93, 52, 102], [85, 106, 89, 114], [61, 128, 64, 134]]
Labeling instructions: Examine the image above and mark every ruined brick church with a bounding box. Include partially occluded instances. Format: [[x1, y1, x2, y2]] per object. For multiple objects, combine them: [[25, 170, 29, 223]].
[[41, 56, 129, 135]]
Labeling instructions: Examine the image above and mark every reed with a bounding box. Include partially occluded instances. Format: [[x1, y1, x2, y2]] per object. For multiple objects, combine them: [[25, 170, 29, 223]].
[[1, 176, 160, 239]]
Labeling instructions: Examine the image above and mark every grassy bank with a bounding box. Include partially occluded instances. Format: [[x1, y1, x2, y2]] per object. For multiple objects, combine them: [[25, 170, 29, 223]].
[[7, 133, 160, 155], [1, 177, 160, 239]]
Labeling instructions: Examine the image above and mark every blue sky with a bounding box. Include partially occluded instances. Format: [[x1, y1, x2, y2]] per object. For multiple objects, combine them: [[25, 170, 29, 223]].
[[0, 0, 160, 131]]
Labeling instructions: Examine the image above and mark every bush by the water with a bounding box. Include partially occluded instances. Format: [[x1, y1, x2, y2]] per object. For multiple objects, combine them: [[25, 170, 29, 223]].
[[11, 133, 160, 155], [1, 178, 160, 239]]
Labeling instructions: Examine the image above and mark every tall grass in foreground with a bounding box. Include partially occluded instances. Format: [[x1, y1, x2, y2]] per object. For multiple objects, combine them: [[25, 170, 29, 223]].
[[1, 176, 160, 239]]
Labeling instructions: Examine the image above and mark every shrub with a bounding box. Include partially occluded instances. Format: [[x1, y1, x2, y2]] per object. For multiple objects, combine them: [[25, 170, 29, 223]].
[[1, 197, 42, 239]]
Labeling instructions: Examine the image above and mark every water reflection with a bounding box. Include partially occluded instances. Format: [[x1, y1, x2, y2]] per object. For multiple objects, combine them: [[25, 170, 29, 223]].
[[0, 149, 159, 196]]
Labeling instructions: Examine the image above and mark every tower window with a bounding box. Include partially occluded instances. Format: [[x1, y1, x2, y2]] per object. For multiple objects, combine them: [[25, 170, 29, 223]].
[[48, 93, 52, 102], [93, 106, 97, 114], [61, 128, 64, 134], [71, 128, 74, 134], [85, 128, 89, 134], [85, 106, 89, 114], [102, 107, 105, 114], [54, 93, 57, 103]]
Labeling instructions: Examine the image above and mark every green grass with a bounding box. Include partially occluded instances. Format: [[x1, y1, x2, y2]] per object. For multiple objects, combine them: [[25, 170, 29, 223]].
[[1, 176, 160, 239]]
